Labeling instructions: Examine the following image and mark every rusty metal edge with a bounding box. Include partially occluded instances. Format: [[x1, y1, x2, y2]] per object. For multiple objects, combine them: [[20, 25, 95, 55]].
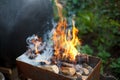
[[16, 55, 101, 80], [87, 55, 102, 80]]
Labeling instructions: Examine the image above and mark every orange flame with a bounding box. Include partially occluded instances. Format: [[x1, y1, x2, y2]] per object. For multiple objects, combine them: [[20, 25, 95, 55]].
[[52, 19, 81, 61], [31, 36, 42, 54], [53, 0, 81, 62]]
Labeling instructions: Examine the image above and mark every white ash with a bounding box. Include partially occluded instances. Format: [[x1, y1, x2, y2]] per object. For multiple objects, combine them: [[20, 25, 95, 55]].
[[16, 20, 57, 66], [17, 47, 53, 66], [17, 33, 54, 66]]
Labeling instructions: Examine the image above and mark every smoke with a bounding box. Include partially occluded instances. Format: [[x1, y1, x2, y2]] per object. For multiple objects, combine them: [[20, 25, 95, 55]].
[[17, 32, 54, 66], [17, 19, 58, 65]]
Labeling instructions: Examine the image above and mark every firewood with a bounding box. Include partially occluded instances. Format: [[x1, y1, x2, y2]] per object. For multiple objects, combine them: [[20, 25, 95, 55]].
[[83, 63, 93, 72], [87, 66, 93, 73], [82, 68, 89, 75], [40, 65, 59, 74], [61, 67, 76, 76], [82, 63, 89, 68], [76, 72, 82, 76], [51, 65, 59, 74], [61, 62, 74, 67], [76, 73, 82, 80], [74, 64, 82, 71], [82, 75, 88, 80], [74, 65, 84, 74]]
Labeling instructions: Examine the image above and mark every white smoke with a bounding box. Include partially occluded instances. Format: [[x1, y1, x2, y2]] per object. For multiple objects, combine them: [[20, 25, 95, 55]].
[[16, 24, 56, 66], [17, 20, 72, 66]]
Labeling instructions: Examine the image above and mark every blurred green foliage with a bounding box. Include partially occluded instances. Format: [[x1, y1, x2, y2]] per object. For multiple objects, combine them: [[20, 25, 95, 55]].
[[52, 0, 120, 79], [80, 45, 93, 55], [110, 58, 120, 78]]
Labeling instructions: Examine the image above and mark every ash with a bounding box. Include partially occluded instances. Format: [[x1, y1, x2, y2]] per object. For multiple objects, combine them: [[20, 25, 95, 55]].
[[16, 29, 55, 66], [16, 21, 57, 66]]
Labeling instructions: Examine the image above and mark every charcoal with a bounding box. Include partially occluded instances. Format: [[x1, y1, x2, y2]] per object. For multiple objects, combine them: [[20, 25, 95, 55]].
[[40, 62, 46, 65], [25, 49, 38, 59], [28, 53, 37, 59]]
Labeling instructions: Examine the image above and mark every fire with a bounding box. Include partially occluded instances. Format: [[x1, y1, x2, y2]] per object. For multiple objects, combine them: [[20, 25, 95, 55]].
[[52, 18, 81, 62], [52, 0, 81, 62], [32, 39, 40, 54], [27, 35, 42, 54], [26, 0, 81, 62]]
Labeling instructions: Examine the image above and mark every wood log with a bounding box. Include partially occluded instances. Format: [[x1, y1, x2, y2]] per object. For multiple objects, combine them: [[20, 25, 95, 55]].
[[81, 75, 88, 80], [83, 68, 89, 75], [83, 63, 93, 72], [61, 62, 74, 67], [40, 65, 59, 74], [61, 67, 76, 76], [74, 65, 84, 75], [76, 73, 82, 80]]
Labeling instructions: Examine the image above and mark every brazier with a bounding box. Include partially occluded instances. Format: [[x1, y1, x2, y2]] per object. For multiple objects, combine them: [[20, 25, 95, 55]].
[[16, 55, 101, 80]]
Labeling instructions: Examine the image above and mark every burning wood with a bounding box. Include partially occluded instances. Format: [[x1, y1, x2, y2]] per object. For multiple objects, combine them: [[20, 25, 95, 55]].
[[16, 0, 99, 80], [61, 62, 74, 67]]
